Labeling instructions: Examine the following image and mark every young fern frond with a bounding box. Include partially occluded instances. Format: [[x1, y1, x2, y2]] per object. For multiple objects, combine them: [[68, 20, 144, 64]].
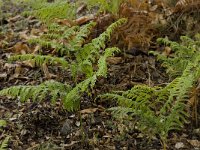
[[9, 54, 68, 68]]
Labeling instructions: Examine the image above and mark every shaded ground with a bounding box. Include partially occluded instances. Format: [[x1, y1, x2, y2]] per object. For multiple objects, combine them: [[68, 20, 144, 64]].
[[0, 1, 200, 150]]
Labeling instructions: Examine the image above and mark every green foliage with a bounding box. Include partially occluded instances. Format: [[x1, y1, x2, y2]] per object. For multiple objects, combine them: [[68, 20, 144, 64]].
[[9, 54, 68, 68], [0, 120, 6, 128], [22, 0, 76, 23], [73, 18, 126, 78], [0, 120, 9, 150], [99, 34, 200, 144], [0, 0, 2, 17], [151, 34, 200, 78], [29, 21, 96, 55], [64, 47, 120, 111], [0, 136, 9, 150], [0, 18, 127, 111], [0, 80, 71, 104], [84, 0, 123, 15]]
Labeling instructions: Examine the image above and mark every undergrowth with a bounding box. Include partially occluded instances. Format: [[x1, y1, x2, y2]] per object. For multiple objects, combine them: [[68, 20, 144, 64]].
[[1, 0, 200, 149], [0, 18, 127, 111], [84, 0, 123, 15], [21, 0, 124, 23], [99, 34, 200, 147], [21, 0, 76, 23], [0, 120, 9, 150]]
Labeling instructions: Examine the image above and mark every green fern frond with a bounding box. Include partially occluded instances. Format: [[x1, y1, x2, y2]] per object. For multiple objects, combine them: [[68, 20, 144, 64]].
[[64, 74, 97, 111], [9, 54, 68, 68], [109, 106, 134, 119], [67, 22, 96, 51], [32, 0, 76, 23], [0, 120, 6, 127], [0, 80, 71, 104], [29, 38, 65, 49], [64, 47, 121, 111], [99, 62, 199, 142], [30, 21, 95, 55], [0, 136, 9, 150], [75, 18, 127, 77], [152, 35, 200, 77], [101, 34, 200, 144], [85, 0, 123, 15], [97, 47, 120, 77]]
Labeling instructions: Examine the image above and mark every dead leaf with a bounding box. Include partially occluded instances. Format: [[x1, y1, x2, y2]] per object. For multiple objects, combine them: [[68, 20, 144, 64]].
[[76, 3, 87, 14], [107, 57, 122, 65], [19, 31, 29, 40], [42, 63, 57, 79], [33, 45, 41, 54], [175, 142, 184, 149], [80, 108, 98, 114], [31, 28, 42, 36], [187, 140, 200, 148], [13, 42, 31, 54], [162, 46, 172, 56], [75, 14, 95, 25], [12, 65, 22, 78], [55, 19, 74, 27], [60, 119, 72, 136], [0, 73, 7, 79], [61, 141, 80, 147], [8, 15, 22, 22], [4, 63, 19, 69], [149, 5, 158, 11], [22, 60, 36, 68]]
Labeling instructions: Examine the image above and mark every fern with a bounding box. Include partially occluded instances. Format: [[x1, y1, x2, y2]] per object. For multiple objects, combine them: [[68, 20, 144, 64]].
[[9, 54, 69, 68], [0, 120, 9, 150], [0, 120, 6, 128], [74, 18, 127, 78], [64, 47, 120, 111], [151, 34, 200, 77], [29, 22, 95, 56], [0, 80, 71, 104], [85, 0, 123, 15], [99, 34, 200, 146], [0, 137, 9, 150], [23, 0, 76, 23], [0, 18, 126, 111]]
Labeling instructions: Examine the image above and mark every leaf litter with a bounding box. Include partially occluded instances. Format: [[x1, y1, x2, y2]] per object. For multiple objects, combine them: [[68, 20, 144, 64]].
[[0, 0, 200, 149]]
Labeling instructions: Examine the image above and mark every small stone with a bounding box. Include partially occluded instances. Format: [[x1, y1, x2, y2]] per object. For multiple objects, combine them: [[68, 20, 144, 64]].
[[175, 142, 184, 149], [60, 119, 72, 136]]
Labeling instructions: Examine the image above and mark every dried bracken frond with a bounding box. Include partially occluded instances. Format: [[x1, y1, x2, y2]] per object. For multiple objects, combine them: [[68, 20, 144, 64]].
[[113, 2, 162, 52], [175, 0, 200, 12]]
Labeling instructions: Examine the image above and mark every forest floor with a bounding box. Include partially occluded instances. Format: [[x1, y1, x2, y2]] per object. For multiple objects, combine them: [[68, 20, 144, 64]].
[[0, 0, 200, 150]]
